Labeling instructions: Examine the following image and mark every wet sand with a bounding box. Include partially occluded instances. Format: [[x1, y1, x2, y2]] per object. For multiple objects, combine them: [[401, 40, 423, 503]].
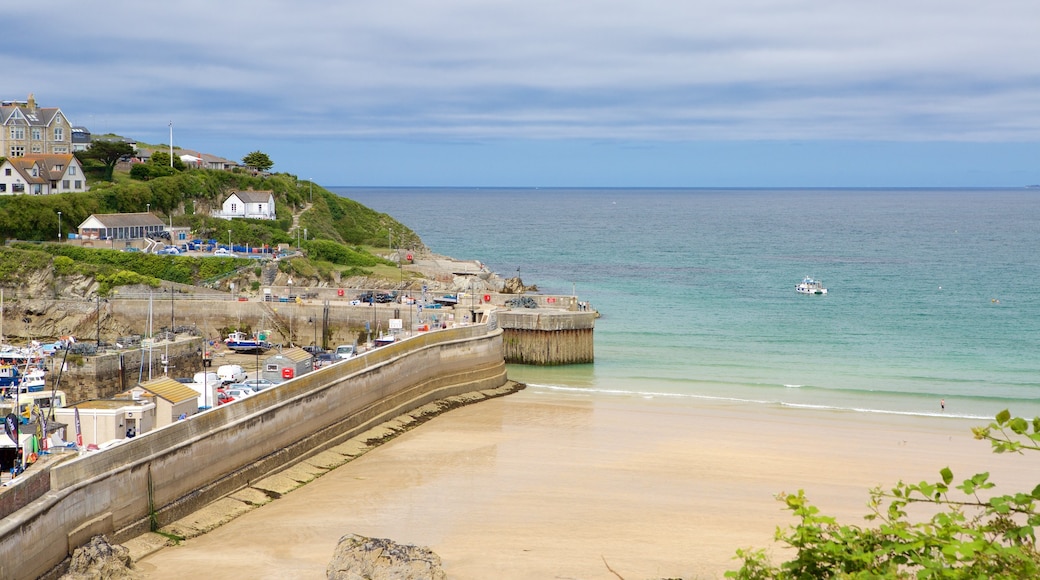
[[136, 388, 1028, 580]]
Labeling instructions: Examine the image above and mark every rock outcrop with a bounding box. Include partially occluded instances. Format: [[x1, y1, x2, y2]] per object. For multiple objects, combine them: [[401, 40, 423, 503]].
[[60, 535, 139, 580], [501, 275, 537, 294], [326, 534, 446, 580]]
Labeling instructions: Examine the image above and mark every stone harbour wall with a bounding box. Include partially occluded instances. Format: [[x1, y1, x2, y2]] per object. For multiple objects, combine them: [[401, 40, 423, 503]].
[[0, 324, 507, 580]]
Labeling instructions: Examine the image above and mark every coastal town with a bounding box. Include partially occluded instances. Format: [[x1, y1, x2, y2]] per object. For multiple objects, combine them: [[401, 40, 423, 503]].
[[0, 94, 599, 579]]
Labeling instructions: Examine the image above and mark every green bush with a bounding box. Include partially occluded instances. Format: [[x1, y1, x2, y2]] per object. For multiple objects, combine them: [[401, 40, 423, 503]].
[[728, 410, 1040, 579]]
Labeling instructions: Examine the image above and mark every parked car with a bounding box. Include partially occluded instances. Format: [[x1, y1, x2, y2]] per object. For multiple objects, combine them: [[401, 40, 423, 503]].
[[241, 378, 275, 391], [335, 345, 357, 359], [213, 247, 236, 257], [217, 364, 246, 385], [223, 386, 256, 400], [314, 353, 337, 367], [356, 291, 375, 303], [302, 345, 325, 355], [216, 390, 235, 405]]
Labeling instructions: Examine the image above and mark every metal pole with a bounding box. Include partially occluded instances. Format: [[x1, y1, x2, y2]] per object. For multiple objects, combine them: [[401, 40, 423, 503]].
[[57, 211, 61, 241]]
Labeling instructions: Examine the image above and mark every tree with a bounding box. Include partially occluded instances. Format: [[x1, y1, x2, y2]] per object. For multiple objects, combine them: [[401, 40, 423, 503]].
[[75, 140, 134, 181], [242, 150, 274, 172], [149, 150, 186, 171], [728, 410, 1040, 579]]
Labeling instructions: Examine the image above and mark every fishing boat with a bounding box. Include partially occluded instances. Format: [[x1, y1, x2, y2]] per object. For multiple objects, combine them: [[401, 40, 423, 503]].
[[224, 330, 273, 354], [0, 365, 46, 394], [795, 276, 828, 295]]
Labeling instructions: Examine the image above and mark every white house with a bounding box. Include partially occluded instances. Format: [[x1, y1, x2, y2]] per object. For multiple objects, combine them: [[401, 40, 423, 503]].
[[0, 154, 88, 195], [217, 190, 276, 220]]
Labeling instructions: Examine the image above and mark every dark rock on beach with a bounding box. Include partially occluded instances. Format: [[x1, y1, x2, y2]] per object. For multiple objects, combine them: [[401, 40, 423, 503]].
[[326, 533, 447, 580], [60, 535, 140, 580]]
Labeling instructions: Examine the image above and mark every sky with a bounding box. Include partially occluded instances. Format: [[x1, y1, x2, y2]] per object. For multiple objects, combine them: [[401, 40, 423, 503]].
[[6, 1, 1040, 187]]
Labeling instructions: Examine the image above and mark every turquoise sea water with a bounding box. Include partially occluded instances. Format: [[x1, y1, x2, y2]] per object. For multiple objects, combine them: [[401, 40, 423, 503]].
[[334, 187, 1040, 421]]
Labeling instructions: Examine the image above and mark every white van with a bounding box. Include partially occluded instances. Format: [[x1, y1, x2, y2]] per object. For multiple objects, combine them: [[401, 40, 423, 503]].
[[335, 345, 357, 359], [217, 364, 246, 384], [193, 371, 220, 386]]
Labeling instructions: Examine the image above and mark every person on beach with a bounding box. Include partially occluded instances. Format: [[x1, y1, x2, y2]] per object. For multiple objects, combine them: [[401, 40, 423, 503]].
[[941, 399, 945, 411]]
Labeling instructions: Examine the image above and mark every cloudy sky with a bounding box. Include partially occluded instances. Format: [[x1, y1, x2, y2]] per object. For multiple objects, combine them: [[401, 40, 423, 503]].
[[7, 1, 1040, 186]]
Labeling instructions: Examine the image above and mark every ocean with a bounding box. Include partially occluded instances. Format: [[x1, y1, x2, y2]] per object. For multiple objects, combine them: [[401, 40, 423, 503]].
[[333, 187, 1040, 422]]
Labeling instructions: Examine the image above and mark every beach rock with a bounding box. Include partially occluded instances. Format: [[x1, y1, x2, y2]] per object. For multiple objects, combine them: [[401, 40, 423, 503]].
[[60, 534, 140, 580], [326, 534, 446, 580]]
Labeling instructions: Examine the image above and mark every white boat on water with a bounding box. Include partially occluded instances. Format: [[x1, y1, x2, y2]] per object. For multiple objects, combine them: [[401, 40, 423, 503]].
[[796, 276, 827, 295]]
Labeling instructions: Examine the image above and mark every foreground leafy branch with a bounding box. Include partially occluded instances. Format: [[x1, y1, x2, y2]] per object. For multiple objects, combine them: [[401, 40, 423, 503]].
[[727, 410, 1040, 579]]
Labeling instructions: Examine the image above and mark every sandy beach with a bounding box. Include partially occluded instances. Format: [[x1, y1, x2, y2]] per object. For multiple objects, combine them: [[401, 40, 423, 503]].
[[136, 388, 1030, 580]]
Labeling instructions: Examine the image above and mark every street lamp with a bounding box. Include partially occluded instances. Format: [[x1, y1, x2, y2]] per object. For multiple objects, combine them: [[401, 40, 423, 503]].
[[57, 211, 61, 241], [146, 203, 150, 214], [228, 230, 232, 252]]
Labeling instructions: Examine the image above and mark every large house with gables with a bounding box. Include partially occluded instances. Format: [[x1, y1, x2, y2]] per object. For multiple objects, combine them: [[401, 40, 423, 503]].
[[217, 190, 276, 220], [1, 94, 73, 157], [0, 154, 88, 195]]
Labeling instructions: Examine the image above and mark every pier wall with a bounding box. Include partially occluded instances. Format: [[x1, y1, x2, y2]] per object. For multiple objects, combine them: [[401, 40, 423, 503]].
[[56, 338, 204, 402], [0, 324, 507, 580], [498, 310, 596, 365]]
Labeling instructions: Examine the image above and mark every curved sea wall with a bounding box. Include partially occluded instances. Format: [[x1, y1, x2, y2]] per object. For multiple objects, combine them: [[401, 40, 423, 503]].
[[0, 324, 507, 580]]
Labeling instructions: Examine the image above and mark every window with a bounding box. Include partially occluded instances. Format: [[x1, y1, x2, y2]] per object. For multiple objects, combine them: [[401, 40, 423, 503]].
[[69, 166, 76, 175], [31, 145, 41, 153], [74, 180, 81, 189], [0, 184, 5, 192], [53, 146, 67, 153], [230, 203, 238, 212], [10, 127, 24, 140], [31, 168, 38, 177], [13, 183, 24, 193], [10, 146, 24, 157], [63, 180, 70, 189], [4, 168, 9, 176], [31, 128, 41, 140], [54, 127, 64, 140]]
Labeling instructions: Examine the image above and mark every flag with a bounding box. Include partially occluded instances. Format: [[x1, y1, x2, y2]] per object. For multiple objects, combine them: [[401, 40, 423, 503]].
[[74, 407, 83, 447]]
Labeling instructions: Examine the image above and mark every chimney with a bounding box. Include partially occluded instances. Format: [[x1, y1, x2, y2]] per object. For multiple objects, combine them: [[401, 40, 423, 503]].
[[27, 93, 36, 112]]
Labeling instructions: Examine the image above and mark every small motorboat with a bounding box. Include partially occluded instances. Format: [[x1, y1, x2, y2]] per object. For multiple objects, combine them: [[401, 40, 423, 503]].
[[795, 276, 827, 295]]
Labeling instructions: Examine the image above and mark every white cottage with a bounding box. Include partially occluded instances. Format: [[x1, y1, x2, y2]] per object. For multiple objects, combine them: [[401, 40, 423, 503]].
[[0, 154, 88, 195], [218, 190, 276, 220]]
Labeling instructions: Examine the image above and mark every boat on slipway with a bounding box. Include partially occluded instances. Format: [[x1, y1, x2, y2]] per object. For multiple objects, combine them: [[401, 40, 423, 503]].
[[796, 276, 827, 295], [224, 331, 273, 354]]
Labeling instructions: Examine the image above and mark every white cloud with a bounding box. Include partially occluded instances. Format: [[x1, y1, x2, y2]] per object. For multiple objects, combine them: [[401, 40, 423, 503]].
[[6, 0, 1040, 144]]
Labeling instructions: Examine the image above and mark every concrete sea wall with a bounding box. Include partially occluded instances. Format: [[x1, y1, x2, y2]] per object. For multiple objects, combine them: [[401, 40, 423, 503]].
[[498, 310, 596, 365], [0, 324, 507, 580]]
